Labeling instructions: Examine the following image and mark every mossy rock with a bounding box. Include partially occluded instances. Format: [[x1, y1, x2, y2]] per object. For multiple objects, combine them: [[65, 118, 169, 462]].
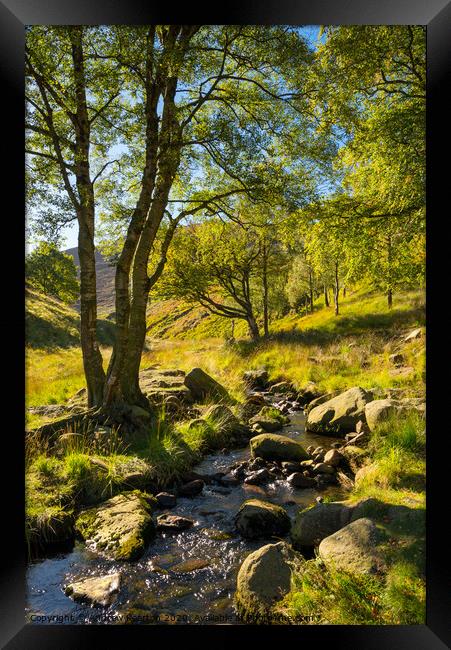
[[250, 433, 309, 462], [235, 498, 291, 539], [184, 367, 232, 403], [235, 541, 303, 623], [75, 490, 156, 561], [306, 387, 374, 435], [249, 407, 289, 433]]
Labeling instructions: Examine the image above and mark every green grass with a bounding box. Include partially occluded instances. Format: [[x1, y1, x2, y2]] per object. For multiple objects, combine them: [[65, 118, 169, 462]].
[[280, 412, 426, 625]]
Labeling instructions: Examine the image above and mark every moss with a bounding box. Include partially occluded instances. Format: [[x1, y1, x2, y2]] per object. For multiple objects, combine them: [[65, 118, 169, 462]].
[[256, 406, 290, 425], [75, 491, 156, 561]]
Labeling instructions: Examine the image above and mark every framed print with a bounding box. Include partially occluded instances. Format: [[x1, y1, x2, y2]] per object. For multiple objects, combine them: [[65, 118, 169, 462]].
[[1, 0, 450, 647]]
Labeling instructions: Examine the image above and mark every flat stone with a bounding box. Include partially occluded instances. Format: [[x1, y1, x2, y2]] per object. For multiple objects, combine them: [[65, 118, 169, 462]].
[[156, 514, 194, 532], [171, 558, 210, 573], [65, 572, 121, 607]]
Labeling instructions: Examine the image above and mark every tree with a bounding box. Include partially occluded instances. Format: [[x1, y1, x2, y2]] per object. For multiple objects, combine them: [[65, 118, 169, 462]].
[[157, 220, 263, 341], [26, 242, 79, 303], [26, 25, 321, 410], [311, 26, 426, 308]]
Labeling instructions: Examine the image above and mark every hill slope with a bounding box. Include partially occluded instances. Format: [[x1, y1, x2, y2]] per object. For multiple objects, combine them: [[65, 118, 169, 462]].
[[64, 247, 116, 316], [26, 286, 116, 349]]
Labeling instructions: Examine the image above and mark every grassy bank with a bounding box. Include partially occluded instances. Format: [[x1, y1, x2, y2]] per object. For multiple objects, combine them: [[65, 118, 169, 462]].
[[278, 413, 426, 625]]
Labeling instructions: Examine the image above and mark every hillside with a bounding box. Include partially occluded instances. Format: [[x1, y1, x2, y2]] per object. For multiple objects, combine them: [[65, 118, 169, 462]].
[[64, 247, 116, 317], [26, 286, 116, 349]]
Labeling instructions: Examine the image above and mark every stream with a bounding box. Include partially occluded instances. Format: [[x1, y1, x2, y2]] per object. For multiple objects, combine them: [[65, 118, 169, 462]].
[[26, 405, 343, 625]]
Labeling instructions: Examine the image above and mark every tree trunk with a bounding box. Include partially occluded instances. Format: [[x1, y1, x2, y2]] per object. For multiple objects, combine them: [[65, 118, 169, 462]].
[[387, 233, 393, 309], [262, 239, 269, 337], [71, 27, 105, 407], [387, 288, 393, 309], [343, 286, 346, 298], [309, 268, 314, 314], [334, 261, 340, 316], [324, 284, 329, 307], [247, 315, 260, 341]]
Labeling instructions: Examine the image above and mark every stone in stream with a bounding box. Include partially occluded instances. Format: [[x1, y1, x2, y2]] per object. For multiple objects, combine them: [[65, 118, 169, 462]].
[[75, 491, 156, 561], [318, 518, 386, 575], [65, 572, 121, 607], [184, 367, 231, 402], [248, 456, 267, 471], [155, 492, 177, 509], [171, 558, 210, 573], [156, 514, 194, 532], [306, 387, 374, 435], [323, 449, 344, 466], [243, 369, 269, 390], [235, 499, 291, 539], [178, 479, 204, 497], [244, 469, 271, 485], [250, 434, 309, 462], [281, 461, 301, 474], [287, 472, 316, 488], [235, 541, 303, 622], [220, 474, 240, 487], [312, 462, 335, 475]]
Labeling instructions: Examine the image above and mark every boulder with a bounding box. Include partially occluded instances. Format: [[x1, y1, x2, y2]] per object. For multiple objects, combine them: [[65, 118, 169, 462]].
[[287, 473, 316, 488], [243, 369, 269, 390], [250, 418, 281, 433], [155, 492, 177, 509], [204, 404, 251, 439], [306, 387, 374, 435], [269, 381, 294, 395], [297, 382, 321, 405], [235, 499, 291, 539], [156, 514, 194, 532], [304, 390, 341, 415], [250, 434, 309, 462], [184, 368, 231, 402], [235, 542, 302, 622], [281, 461, 301, 474], [364, 398, 426, 432], [312, 462, 335, 475], [318, 517, 386, 575], [323, 449, 344, 467], [244, 469, 271, 485], [291, 501, 354, 548], [65, 572, 121, 607], [178, 479, 204, 497], [75, 491, 156, 561]]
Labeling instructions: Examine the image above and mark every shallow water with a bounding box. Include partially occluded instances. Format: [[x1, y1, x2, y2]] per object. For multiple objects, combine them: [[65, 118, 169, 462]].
[[26, 405, 343, 625]]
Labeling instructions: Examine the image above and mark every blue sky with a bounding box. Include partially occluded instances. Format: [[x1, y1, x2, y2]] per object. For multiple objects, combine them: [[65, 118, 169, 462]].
[[27, 25, 323, 253]]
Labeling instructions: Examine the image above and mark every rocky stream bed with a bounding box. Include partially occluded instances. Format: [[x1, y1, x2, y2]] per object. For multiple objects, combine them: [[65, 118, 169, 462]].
[[26, 404, 343, 625]]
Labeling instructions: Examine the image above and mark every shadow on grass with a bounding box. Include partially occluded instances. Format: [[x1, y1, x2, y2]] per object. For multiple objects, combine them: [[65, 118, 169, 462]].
[[231, 305, 425, 357], [26, 313, 116, 349]]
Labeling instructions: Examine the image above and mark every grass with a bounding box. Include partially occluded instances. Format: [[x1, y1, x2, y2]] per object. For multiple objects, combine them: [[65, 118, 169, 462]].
[[279, 412, 426, 625], [26, 288, 425, 416]]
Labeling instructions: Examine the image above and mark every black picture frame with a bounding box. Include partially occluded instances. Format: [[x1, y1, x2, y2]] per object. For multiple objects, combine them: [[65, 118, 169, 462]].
[[1, 1, 450, 647]]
